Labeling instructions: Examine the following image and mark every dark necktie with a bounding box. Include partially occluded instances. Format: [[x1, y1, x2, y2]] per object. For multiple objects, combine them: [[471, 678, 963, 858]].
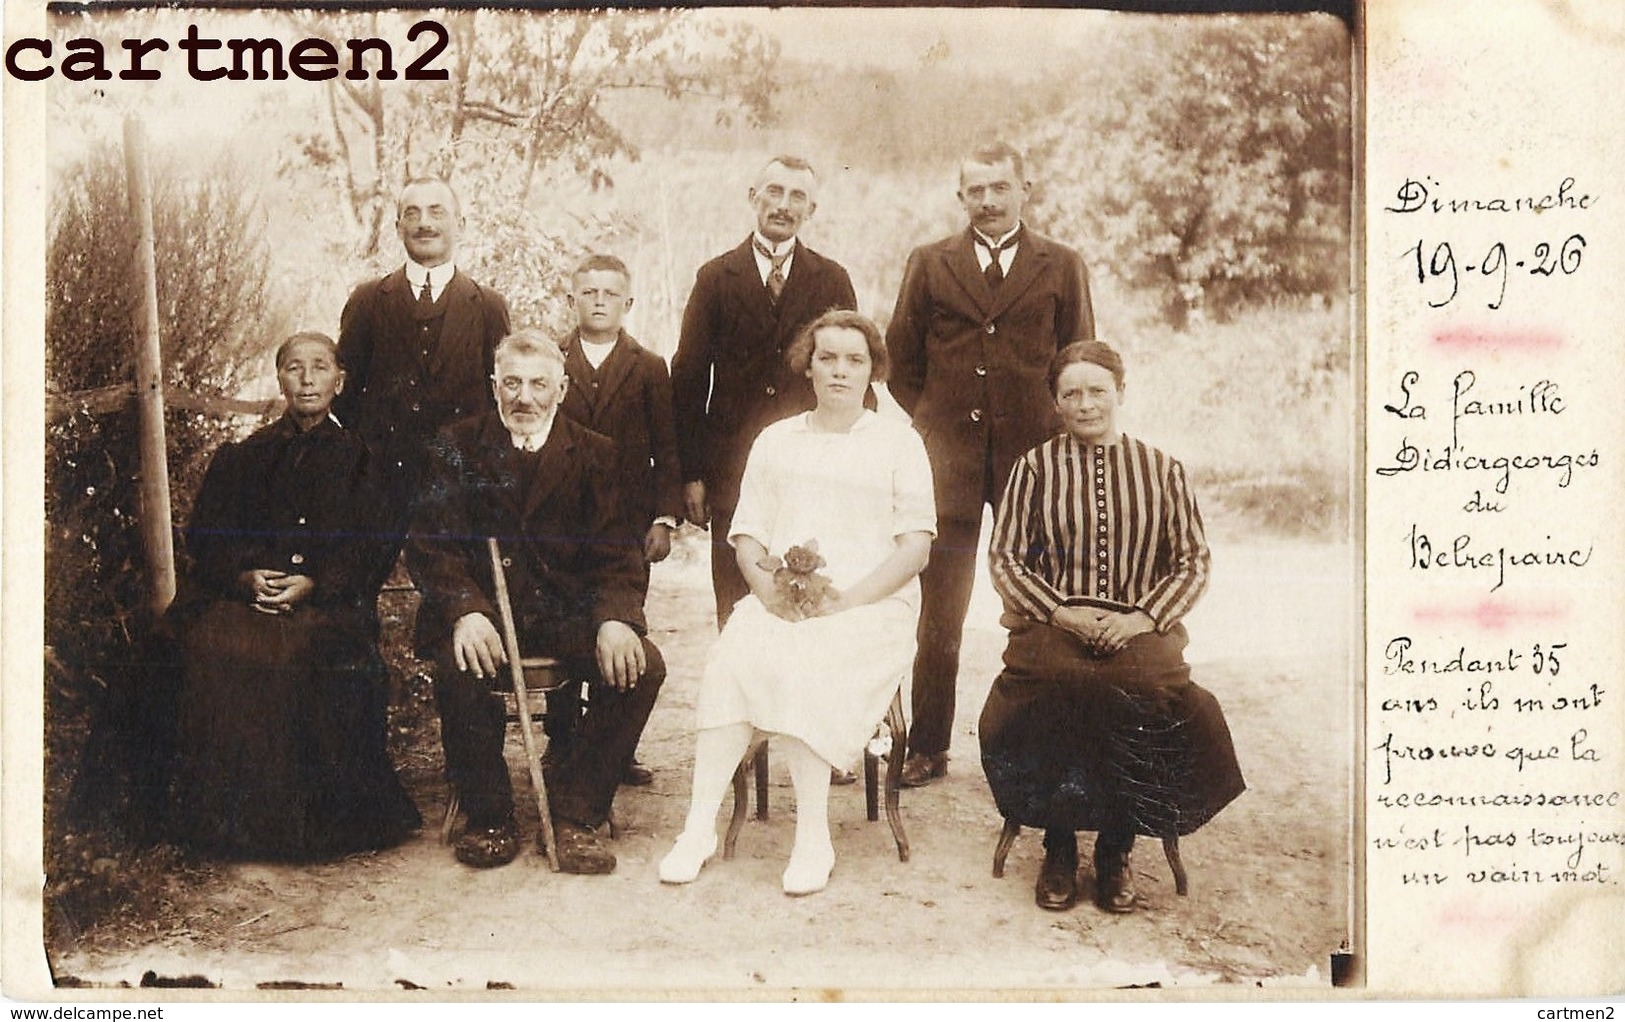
[[981, 236, 1013, 289], [418, 277, 434, 309], [753, 239, 790, 303]]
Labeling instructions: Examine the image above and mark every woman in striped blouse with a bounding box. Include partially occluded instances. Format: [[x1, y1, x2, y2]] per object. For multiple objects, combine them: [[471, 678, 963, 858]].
[[981, 340, 1244, 914]]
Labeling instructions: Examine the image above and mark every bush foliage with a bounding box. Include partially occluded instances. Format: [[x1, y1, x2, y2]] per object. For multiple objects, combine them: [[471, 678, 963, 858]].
[[46, 145, 287, 657]]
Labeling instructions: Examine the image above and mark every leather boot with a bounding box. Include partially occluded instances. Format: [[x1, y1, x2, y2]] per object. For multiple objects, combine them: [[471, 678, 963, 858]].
[[1094, 833, 1138, 913]]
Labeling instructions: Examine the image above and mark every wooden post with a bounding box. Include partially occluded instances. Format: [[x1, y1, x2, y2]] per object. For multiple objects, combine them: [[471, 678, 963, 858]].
[[124, 117, 176, 615]]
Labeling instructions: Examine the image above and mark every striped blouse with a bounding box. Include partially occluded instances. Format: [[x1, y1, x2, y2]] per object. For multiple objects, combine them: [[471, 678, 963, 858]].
[[988, 432, 1210, 631]]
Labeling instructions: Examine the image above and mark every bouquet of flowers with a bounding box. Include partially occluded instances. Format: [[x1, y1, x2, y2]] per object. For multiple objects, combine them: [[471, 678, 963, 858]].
[[757, 539, 840, 621]]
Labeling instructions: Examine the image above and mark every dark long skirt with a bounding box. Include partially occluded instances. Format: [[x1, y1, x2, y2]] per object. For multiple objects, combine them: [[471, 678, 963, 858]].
[[979, 617, 1244, 838], [168, 601, 421, 860]]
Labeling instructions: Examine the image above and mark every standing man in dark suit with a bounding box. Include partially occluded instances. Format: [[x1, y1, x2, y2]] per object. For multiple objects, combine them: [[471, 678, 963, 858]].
[[671, 155, 858, 628], [886, 142, 1096, 788], [408, 331, 665, 873], [335, 177, 511, 579]]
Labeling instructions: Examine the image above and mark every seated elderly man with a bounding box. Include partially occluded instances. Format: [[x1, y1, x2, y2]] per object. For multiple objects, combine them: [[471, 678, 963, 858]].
[[408, 330, 665, 873], [981, 340, 1244, 913]]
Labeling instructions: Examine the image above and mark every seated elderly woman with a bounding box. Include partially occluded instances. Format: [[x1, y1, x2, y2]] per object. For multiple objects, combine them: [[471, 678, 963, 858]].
[[659, 309, 936, 896], [981, 340, 1244, 913], [166, 332, 420, 860]]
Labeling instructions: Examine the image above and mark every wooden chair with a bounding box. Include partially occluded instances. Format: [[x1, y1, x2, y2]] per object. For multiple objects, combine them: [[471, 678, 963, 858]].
[[991, 822, 1189, 895], [438, 537, 571, 871], [724, 688, 910, 863]]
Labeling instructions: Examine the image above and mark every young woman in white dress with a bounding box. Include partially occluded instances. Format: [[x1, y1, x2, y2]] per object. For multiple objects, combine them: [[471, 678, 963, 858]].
[[659, 309, 936, 895]]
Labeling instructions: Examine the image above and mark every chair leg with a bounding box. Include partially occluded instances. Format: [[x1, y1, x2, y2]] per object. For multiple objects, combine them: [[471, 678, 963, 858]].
[[883, 691, 909, 862], [993, 819, 1021, 878], [1163, 836, 1188, 895], [864, 748, 880, 822], [752, 743, 769, 821], [724, 760, 749, 860]]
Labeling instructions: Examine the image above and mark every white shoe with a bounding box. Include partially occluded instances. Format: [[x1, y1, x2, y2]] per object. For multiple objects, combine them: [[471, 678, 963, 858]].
[[658, 831, 717, 884], [782, 841, 836, 896]]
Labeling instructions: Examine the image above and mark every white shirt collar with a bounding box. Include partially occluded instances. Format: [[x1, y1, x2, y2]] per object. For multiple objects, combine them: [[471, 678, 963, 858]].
[[503, 408, 558, 452], [972, 222, 1022, 272], [972, 222, 1022, 249], [578, 335, 619, 370], [751, 232, 797, 285], [752, 232, 797, 258], [405, 260, 456, 300]]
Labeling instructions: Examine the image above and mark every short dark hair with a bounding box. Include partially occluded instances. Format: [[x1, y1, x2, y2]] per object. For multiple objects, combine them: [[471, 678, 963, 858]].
[[573, 253, 631, 284], [961, 141, 1026, 184], [274, 331, 340, 371], [1048, 340, 1125, 396], [787, 309, 889, 384], [396, 177, 461, 218]]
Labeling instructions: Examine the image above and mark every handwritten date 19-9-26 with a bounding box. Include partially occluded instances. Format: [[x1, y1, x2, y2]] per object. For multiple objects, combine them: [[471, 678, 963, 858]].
[[1402, 235, 1585, 310]]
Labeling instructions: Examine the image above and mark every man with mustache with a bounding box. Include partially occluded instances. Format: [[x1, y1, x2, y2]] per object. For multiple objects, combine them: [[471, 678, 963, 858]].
[[335, 177, 512, 584], [885, 142, 1096, 789], [671, 155, 858, 631]]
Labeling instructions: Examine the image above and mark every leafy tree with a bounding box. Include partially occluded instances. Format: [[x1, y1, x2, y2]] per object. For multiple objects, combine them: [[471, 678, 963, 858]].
[[1026, 15, 1350, 328], [282, 8, 777, 265]]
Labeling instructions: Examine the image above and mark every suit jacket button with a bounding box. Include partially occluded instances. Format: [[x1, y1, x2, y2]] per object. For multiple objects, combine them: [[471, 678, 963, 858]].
[[985, 323, 996, 335], [502, 557, 513, 567], [969, 409, 983, 423], [290, 553, 305, 565], [975, 364, 987, 377], [766, 385, 777, 396], [411, 401, 421, 412]]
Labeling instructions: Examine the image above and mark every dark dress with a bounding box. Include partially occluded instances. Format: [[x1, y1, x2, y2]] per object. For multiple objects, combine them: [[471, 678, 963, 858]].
[[166, 415, 420, 860], [980, 617, 1243, 839]]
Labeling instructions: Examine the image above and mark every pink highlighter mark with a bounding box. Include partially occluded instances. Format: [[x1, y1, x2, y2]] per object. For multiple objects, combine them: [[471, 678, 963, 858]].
[[1433, 326, 1563, 351], [1412, 599, 1567, 632], [1434, 898, 1524, 935]]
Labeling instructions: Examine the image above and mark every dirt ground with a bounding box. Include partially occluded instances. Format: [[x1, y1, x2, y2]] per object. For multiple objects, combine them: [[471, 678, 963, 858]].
[[48, 527, 1351, 995]]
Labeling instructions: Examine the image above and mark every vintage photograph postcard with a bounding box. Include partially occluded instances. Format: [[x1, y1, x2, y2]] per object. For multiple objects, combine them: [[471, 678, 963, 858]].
[[3, 0, 1618, 1002]]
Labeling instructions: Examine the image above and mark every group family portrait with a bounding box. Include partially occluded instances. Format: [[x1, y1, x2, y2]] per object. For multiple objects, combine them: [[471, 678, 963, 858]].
[[21, 3, 1354, 994]]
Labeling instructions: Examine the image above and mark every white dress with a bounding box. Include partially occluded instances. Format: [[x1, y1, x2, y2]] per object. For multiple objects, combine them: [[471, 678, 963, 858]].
[[696, 410, 937, 767]]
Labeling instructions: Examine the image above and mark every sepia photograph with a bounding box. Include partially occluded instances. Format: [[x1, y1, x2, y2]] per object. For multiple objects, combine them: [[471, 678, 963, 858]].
[[19, 3, 1354, 995]]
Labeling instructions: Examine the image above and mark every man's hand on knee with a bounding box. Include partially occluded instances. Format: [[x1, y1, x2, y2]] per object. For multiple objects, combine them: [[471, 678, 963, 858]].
[[453, 612, 507, 678], [595, 620, 647, 690]]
